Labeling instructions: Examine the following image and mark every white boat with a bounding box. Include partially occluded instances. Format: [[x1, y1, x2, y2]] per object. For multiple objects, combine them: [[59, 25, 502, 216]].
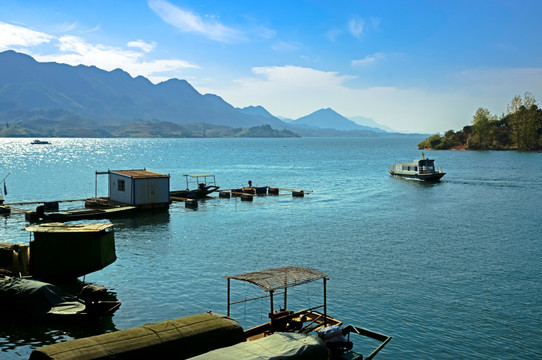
[[170, 174, 220, 199], [389, 152, 445, 181]]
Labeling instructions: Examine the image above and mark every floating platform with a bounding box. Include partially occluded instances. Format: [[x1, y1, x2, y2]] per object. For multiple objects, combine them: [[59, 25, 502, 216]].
[[25, 205, 138, 222], [1, 223, 116, 281]]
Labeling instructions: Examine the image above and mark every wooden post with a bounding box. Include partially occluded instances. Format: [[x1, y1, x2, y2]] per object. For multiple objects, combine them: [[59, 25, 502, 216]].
[[227, 278, 231, 317]]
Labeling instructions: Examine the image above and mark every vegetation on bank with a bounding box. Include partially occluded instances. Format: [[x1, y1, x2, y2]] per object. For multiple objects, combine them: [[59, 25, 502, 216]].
[[0, 109, 300, 138], [418, 92, 542, 151]]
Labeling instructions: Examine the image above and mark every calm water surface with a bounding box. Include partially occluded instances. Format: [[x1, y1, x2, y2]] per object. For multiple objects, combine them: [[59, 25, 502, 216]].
[[0, 137, 541, 359]]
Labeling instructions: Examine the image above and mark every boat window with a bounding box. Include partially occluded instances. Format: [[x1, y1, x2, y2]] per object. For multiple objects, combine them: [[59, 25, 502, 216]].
[[118, 179, 125, 192], [415, 167, 417, 171]]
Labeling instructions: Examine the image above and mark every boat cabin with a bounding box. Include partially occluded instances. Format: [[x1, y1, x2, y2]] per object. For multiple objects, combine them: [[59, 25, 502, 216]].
[[106, 169, 170, 206], [392, 158, 436, 174], [389, 152, 445, 181]]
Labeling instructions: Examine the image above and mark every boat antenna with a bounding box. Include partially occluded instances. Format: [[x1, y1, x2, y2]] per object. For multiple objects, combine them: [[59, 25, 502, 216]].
[[1, 172, 10, 183], [1, 172, 10, 200]]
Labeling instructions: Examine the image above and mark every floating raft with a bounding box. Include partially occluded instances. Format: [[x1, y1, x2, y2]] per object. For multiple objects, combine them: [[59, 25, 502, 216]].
[[219, 186, 311, 199], [170, 196, 198, 208]]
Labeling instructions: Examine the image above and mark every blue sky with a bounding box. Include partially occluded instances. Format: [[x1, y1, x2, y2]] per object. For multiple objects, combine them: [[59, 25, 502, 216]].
[[1, 0, 541, 132]]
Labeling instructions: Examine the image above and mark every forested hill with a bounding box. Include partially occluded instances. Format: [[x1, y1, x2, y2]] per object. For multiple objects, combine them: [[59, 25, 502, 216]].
[[418, 93, 542, 151]]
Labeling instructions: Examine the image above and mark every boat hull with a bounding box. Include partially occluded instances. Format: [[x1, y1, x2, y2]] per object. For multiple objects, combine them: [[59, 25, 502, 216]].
[[389, 171, 445, 181], [170, 185, 220, 199]]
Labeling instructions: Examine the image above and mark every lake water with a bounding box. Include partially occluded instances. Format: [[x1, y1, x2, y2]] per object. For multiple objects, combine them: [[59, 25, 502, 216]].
[[1, 137, 541, 359]]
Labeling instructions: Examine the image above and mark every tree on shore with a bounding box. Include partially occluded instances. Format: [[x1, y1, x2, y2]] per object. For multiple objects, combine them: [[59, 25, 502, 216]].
[[468, 107, 495, 149], [419, 92, 542, 151]]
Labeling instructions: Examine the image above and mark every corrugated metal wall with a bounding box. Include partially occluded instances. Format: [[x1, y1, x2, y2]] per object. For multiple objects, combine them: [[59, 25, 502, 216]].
[[133, 177, 169, 205]]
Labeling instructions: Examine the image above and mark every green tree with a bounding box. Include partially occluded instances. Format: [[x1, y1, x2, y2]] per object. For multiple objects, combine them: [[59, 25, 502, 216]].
[[470, 107, 493, 149], [506, 92, 541, 150], [507, 95, 523, 148]]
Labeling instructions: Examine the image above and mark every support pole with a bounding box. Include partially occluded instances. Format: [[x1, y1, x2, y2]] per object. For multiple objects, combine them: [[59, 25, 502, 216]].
[[323, 277, 327, 327], [270, 290, 274, 315]]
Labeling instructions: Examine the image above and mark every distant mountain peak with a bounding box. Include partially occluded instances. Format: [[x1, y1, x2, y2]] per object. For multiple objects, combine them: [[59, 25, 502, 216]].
[[290, 107, 369, 131], [238, 105, 276, 118], [0, 50, 291, 130]]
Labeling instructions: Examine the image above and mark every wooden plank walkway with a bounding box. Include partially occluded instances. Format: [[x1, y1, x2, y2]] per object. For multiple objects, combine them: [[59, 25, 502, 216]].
[[3, 198, 87, 206]]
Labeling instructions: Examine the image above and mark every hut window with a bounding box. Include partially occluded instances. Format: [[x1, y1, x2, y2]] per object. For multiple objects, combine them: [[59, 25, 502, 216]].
[[118, 179, 125, 192]]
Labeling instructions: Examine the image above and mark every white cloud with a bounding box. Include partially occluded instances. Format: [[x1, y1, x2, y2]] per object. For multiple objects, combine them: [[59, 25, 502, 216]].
[[0, 22, 199, 83], [127, 39, 156, 53], [148, 0, 245, 43], [199, 65, 498, 133], [34, 35, 198, 83], [0, 21, 53, 50]]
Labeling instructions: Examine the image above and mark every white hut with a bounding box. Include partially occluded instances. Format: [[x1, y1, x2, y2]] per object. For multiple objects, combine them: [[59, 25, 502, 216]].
[[108, 169, 170, 207]]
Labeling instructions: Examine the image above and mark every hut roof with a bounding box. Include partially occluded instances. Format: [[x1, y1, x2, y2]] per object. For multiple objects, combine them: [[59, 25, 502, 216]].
[[110, 169, 169, 179], [26, 223, 113, 233]]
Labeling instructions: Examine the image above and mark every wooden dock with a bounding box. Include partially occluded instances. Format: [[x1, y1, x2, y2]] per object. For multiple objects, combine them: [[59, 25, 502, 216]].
[[0, 184, 312, 217]]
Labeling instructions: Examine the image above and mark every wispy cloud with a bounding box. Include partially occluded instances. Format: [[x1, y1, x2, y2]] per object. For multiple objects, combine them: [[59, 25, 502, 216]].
[[347, 16, 380, 39], [348, 18, 365, 38], [148, 0, 245, 43], [351, 52, 386, 67], [0, 21, 53, 50], [327, 16, 380, 42], [327, 28, 342, 42], [271, 41, 298, 52]]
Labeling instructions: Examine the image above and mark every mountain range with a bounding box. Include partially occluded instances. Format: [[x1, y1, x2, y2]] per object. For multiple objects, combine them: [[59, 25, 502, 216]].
[[0, 50, 419, 138]]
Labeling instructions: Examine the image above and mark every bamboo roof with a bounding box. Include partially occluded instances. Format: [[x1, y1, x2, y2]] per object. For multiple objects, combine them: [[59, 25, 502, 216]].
[[184, 174, 214, 178], [225, 266, 328, 292]]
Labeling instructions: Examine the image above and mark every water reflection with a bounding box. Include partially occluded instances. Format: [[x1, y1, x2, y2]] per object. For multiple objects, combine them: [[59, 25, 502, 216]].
[[0, 315, 117, 356], [110, 209, 171, 230], [0, 277, 119, 357]]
